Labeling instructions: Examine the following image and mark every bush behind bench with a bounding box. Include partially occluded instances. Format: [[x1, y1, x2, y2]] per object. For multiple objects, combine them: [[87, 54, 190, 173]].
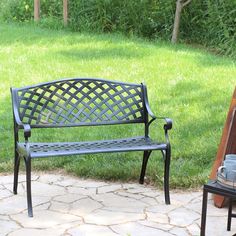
[[0, 0, 235, 58]]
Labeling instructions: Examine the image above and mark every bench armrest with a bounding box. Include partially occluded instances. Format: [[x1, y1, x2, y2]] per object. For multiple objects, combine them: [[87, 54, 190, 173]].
[[11, 90, 31, 140], [157, 117, 172, 131], [147, 117, 172, 146], [21, 124, 31, 140], [143, 94, 172, 132], [156, 117, 172, 146], [15, 121, 31, 140], [142, 85, 172, 144], [13, 109, 31, 140]]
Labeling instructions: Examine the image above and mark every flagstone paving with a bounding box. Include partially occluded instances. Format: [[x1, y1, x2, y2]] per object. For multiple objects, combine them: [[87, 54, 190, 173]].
[[0, 173, 236, 236]]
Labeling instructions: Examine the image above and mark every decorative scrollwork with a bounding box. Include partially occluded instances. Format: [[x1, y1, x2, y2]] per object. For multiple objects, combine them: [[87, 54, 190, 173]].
[[17, 79, 144, 126]]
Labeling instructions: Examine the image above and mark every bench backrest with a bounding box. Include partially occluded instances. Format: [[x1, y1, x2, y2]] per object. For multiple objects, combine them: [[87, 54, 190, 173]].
[[11, 78, 147, 128]]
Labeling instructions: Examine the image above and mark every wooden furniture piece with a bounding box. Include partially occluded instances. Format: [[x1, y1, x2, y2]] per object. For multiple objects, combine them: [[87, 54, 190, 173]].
[[210, 87, 236, 207], [200, 180, 236, 236], [11, 78, 172, 217]]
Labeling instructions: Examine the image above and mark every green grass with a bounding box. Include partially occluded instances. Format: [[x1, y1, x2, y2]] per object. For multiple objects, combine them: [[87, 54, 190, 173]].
[[0, 22, 235, 188]]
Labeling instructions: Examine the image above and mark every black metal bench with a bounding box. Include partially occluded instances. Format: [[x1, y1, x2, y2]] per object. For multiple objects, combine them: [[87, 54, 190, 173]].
[[11, 78, 172, 217]]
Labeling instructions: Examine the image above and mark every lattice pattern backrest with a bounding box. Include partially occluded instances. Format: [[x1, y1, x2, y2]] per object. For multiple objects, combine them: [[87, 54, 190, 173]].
[[16, 79, 145, 126]]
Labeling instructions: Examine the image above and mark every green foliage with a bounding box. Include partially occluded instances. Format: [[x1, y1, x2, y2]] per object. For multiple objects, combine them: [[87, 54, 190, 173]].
[[40, 0, 63, 19], [181, 0, 236, 56], [0, 0, 33, 22], [0, 0, 62, 25], [68, 0, 174, 38], [0, 0, 235, 56]]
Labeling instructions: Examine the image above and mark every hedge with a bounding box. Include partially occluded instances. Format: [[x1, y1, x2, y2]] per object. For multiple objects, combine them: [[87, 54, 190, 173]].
[[0, 0, 235, 57]]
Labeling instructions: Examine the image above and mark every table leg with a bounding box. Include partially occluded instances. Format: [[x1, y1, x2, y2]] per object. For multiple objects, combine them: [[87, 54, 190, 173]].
[[200, 187, 208, 236], [227, 198, 232, 231]]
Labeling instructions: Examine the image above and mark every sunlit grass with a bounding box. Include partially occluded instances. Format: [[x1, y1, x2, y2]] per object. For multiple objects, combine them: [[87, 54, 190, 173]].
[[0, 22, 235, 188]]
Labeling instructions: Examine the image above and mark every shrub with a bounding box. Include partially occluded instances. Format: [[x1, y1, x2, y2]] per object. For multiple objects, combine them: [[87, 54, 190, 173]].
[[0, 0, 235, 57], [0, 0, 62, 23], [40, 0, 63, 19], [0, 0, 33, 22], [181, 0, 236, 56], [68, 0, 174, 39]]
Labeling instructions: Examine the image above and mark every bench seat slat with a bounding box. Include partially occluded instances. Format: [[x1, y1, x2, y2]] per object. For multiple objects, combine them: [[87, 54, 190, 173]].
[[17, 136, 167, 158]]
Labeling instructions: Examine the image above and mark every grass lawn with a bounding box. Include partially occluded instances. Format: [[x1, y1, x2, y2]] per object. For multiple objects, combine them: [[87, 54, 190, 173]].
[[0, 22, 235, 188]]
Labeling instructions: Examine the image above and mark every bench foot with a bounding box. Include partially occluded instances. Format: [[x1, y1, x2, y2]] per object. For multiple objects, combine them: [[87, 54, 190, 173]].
[[13, 154, 20, 195], [139, 151, 151, 184]]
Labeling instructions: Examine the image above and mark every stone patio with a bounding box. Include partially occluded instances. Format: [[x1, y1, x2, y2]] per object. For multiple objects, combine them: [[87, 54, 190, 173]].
[[0, 173, 235, 236]]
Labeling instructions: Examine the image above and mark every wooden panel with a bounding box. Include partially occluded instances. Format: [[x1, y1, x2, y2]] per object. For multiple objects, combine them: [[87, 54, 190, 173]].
[[225, 109, 236, 155], [209, 87, 236, 207]]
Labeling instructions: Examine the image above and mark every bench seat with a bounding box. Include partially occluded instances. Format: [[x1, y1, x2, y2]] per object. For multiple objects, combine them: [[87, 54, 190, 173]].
[[17, 136, 167, 158]]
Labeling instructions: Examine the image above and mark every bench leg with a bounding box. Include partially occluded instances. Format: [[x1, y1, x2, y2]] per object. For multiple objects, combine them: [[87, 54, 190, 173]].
[[164, 147, 171, 204], [24, 157, 33, 217], [139, 151, 151, 184], [13, 153, 20, 194]]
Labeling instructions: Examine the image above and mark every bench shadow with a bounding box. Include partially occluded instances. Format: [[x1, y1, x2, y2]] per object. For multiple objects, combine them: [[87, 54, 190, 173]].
[[57, 46, 145, 60]]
